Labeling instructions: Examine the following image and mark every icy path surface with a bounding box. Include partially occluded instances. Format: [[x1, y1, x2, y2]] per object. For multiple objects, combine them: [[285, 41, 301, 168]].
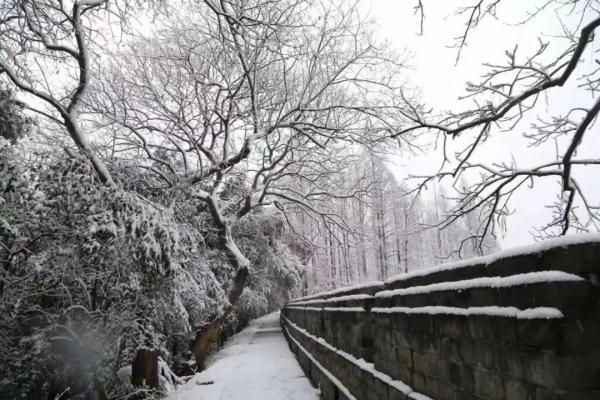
[[167, 312, 320, 400]]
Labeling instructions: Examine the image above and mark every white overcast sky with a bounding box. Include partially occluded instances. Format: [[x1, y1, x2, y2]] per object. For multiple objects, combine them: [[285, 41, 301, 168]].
[[360, 0, 600, 247]]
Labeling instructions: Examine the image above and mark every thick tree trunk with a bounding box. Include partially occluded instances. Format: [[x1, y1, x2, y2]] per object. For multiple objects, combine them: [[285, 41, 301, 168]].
[[131, 349, 159, 388], [190, 262, 248, 369], [190, 318, 221, 370], [190, 203, 250, 369]]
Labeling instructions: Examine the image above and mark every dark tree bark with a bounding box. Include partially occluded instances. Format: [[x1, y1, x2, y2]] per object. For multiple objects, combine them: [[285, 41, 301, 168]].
[[131, 349, 158, 388]]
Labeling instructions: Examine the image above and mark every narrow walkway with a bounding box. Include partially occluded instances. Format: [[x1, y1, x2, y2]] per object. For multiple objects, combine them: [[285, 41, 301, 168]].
[[167, 312, 320, 400]]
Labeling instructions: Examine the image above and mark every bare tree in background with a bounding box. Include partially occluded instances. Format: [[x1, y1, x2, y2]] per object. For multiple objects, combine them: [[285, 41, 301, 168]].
[[294, 147, 497, 291], [400, 0, 600, 246], [86, 0, 409, 366]]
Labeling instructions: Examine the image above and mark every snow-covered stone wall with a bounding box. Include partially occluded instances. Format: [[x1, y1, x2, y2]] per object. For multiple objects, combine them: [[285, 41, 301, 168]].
[[281, 235, 600, 400]]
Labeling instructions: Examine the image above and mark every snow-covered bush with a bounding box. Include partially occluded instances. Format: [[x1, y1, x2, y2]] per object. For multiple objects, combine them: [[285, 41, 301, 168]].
[[235, 211, 304, 314], [0, 135, 303, 397], [1, 150, 181, 397], [0, 88, 30, 144]]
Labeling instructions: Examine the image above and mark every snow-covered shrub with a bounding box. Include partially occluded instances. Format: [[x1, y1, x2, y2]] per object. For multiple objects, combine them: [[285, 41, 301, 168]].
[[1, 150, 193, 397], [0, 139, 303, 397], [0, 88, 30, 144], [235, 210, 304, 314]]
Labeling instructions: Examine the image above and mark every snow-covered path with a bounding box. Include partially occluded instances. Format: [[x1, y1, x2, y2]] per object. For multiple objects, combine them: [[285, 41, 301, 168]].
[[167, 312, 320, 400]]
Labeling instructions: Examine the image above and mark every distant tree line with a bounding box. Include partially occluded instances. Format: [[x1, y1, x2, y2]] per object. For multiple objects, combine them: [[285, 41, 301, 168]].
[[293, 150, 498, 293]]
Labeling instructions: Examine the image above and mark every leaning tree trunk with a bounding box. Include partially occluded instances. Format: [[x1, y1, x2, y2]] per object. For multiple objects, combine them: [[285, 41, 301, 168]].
[[190, 223, 250, 369]]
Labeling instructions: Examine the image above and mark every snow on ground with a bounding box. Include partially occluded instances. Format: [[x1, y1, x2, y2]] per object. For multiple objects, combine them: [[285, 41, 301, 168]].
[[167, 312, 320, 400]]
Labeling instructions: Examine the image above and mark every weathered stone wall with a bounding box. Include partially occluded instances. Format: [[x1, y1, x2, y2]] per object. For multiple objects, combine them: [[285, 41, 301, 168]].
[[281, 237, 600, 400]]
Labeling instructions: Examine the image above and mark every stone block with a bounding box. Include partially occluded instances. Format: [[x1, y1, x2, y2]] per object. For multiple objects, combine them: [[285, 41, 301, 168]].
[[373, 312, 393, 329], [503, 380, 531, 400], [337, 391, 352, 400], [409, 314, 434, 333], [391, 313, 411, 331], [360, 368, 377, 400], [501, 281, 597, 317], [433, 314, 468, 338], [409, 371, 426, 393], [348, 363, 364, 391], [370, 375, 390, 400], [391, 294, 409, 307], [472, 368, 504, 400], [390, 326, 412, 349], [388, 385, 409, 400], [373, 352, 391, 376], [454, 389, 487, 400], [309, 362, 323, 388], [374, 327, 391, 352], [459, 339, 495, 369], [558, 317, 600, 354], [395, 345, 413, 369], [385, 262, 486, 291], [297, 351, 311, 377], [437, 336, 461, 364], [521, 349, 559, 388], [457, 364, 476, 393], [319, 377, 337, 400], [394, 364, 413, 387], [562, 390, 600, 400], [463, 286, 501, 308], [539, 242, 600, 277], [533, 386, 563, 400], [484, 253, 544, 277], [555, 350, 600, 390], [516, 318, 561, 351], [412, 351, 439, 378], [468, 315, 517, 344], [497, 349, 527, 379], [426, 376, 458, 400], [374, 295, 395, 308], [404, 332, 436, 354], [437, 359, 461, 386]]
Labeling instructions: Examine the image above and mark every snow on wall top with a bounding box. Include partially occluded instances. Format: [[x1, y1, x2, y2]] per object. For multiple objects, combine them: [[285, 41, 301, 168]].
[[290, 281, 383, 303], [288, 293, 373, 306], [375, 270, 584, 298], [289, 233, 600, 303], [370, 305, 564, 319], [385, 233, 600, 285]]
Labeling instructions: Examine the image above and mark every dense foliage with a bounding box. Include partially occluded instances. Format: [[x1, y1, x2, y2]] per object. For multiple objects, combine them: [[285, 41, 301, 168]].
[[0, 88, 30, 144], [0, 126, 302, 399]]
